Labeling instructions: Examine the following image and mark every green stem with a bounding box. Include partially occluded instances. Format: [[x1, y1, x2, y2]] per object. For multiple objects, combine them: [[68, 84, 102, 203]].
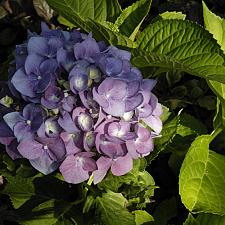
[[210, 126, 223, 142]]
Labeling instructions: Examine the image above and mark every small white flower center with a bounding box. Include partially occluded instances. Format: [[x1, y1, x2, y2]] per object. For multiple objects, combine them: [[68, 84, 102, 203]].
[[26, 120, 31, 125], [43, 145, 48, 150], [76, 156, 84, 165], [122, 111, 134, 121], [37, 75, 42, 80], [75, 78, 84, 88], [135, 137, 141, 144], [117, 130, 124, 137], [64, 92, 69, 98]]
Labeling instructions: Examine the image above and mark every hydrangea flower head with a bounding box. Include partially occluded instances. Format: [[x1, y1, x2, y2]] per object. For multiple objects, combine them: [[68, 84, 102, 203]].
[[0, 23, 163, 184]]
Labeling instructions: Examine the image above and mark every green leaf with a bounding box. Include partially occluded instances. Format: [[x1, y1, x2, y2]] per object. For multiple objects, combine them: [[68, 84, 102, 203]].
[[160, 105, 171, 123], [153, 197, 177, 225], [96, 191, 135, 225], [197, 213, 225, 225], [131, 49, 189, 78], [18, 199, 83, 225], [1, 173, 38, 209], [2, 154, 16, 172], [202, 1, 225, 53], [101, 21, 120, 32], [202, 1, 225, 110], [46, 0, 107, 31], [159, 11, 186, 20], [179, 135, 225, 215], [135, 20, 225, 83], [1, 172, 84, 224], [183, 214, 199, 225], [46, 0, 122, 32], [86, 19, 137, 47], [208, 80, 225, 104], [105, 0, 121, 22], [1, 173, 78, 209], [97, 159, 155, 211], [58, 16, 75, 29], [213, 98, 225, 128], [183, 213, 225, 225], [133, 210, 154, 224], [115, 0, 152, 41], [35, 0, 134, 47], [19, 199, 58, 225]]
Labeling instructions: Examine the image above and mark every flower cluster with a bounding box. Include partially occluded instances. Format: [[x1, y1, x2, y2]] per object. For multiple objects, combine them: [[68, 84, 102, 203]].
[[0, 23, 163, 184]]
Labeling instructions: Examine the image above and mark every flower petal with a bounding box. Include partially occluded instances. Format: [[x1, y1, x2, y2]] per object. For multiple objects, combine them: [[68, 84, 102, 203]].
[[27, 37, 48, 56], [58, 112, 79, 133], [30, 151, 59, 175], [142, 115, 162, 134], [111, 154, 133, 176], [3, 112, 23, 130], [93, 156, 112, 184], [125, 93, 143, 112], [59, 155, 90, 184], [11, 68, 35, 97], [25, 54, 43, 75], [18, 140, 42, 159], [14, 122, 34, 141], [6, 139, 23, 160]]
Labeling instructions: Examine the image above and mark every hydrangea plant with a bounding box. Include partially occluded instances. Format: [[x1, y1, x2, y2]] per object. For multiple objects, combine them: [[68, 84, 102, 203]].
[[1, 0, 225, 224]]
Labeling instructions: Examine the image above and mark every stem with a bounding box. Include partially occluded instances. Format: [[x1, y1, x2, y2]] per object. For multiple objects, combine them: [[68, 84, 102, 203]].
[[210, 126, 223, 142], [83, 182, 95, 195]]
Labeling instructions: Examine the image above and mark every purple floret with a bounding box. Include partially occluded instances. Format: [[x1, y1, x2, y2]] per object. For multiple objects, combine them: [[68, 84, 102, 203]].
[[3, 103, 45, 141], [17, 136, 66, 174], [60, 152, 97, 184], [93, 78, 143, 117]]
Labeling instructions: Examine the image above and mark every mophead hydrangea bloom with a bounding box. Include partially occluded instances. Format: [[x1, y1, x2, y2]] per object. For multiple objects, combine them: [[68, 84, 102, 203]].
[[0, 23, 163, 184]]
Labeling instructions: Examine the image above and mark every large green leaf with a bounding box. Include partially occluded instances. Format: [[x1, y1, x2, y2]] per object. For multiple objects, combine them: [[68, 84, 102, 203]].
[[115, 0, 152, 40], [202, 1, 225, 119], [46, 0, 108, 29], [135, 20, 225, 83], [96, 191, 135, 225], [1, 172, 84, 224], [197, 213, 225, 225], [18, 200, 84, 225], [1, 173, 39, 209], [19, 200, 60, 225], [202, 1, 225, 53], [43, 0, 136, 47], [46, 0, 122, 31], [1, 172, 78, 208], [179, 135, 225, 215], [183, 213, 225, 225]]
